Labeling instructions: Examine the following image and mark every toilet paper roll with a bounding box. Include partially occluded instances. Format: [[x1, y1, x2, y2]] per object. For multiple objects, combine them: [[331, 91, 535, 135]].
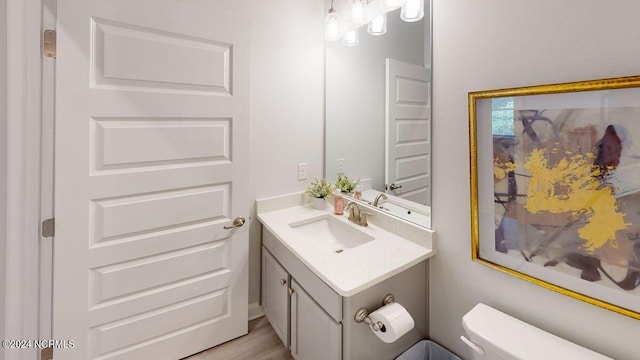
[[368, 302, 415, 343]]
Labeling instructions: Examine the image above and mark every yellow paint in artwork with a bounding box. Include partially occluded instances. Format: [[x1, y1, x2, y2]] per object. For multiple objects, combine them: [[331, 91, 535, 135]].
[[494, 159, 516, 182], [524, 148, 629, 252]]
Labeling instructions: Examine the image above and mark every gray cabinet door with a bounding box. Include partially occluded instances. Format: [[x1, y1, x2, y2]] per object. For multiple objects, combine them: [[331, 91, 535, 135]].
[[290, 279, 342, 360], [262, 247, 290, 346]]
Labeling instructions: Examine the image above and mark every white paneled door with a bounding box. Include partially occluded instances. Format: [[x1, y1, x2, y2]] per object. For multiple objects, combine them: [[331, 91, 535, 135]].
[[53, 1, 249, 359], [385, 58, 431, 205]]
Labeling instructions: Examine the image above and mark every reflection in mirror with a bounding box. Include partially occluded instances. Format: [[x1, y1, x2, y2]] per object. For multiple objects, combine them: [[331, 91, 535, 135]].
[[325, 2, 432, 228]]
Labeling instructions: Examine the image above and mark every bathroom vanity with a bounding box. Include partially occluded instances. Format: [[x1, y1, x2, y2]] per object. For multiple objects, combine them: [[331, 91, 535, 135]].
[[257, 193, 436, 360]]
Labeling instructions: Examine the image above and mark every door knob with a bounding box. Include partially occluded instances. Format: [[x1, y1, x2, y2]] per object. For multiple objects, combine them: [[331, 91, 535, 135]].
[[224, 216, 246, 229], [389, 183, 403, 190], [280, 279, 287, 286]]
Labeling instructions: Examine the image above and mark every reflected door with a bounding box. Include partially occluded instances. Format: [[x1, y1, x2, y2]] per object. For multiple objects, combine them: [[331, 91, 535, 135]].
[[385, 58, 431, 205]]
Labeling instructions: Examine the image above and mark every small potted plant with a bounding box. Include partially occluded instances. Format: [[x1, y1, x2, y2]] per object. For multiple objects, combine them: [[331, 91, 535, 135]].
[[305, 178, 334, 209], [335, 173, 360, 194]]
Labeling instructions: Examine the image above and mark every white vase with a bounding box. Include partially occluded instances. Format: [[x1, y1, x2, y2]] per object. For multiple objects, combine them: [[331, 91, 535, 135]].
[[313, 197, 326, 210]]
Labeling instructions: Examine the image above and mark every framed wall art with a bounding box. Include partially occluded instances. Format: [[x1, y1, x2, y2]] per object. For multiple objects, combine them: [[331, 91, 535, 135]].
[[469, 75, 640, 319]]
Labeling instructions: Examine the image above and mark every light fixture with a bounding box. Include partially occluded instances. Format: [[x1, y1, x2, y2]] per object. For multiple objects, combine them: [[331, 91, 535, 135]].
[[367, 13, 387, 36], [401, 0, 424, 22], [324, 0, 423, 46], [351, 0, 365, 25], [325, 0, 340, 41], [343, 29, 360, 46], [384, 0, 405, 9]]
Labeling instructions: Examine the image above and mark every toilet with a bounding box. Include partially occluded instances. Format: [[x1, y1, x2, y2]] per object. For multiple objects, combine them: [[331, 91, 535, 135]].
[[460, 303, 613, 360]]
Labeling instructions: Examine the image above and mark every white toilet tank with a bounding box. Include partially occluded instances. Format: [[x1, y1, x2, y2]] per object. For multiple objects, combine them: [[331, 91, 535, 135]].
[[461, 303, 612, 360]]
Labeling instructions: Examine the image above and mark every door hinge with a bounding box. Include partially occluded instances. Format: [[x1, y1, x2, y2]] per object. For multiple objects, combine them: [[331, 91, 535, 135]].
[[41, 347, 53, 360], [42, 218, 55, 238], [43, 29, 56, 58]]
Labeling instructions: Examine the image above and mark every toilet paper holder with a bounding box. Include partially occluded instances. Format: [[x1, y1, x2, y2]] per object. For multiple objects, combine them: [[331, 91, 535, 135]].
[[354, 294, 395, 332]]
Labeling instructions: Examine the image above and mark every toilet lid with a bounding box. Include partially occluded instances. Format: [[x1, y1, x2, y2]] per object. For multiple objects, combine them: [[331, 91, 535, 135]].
[[462, 304, 612, 360]]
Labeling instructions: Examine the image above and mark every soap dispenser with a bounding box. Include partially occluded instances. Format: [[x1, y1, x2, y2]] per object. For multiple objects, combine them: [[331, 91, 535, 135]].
[[334, 194, 344, 215]]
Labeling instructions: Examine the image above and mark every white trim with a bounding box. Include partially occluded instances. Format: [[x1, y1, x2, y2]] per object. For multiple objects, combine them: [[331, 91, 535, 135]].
[[39, 0, 56, 342], [0, 0, 8, 351], [4, 0, 42, 359], [248, 302, 265, 321]]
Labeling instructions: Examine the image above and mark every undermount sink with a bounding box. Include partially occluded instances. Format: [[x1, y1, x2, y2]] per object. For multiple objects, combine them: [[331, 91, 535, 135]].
[[289, 215, 374, 252]]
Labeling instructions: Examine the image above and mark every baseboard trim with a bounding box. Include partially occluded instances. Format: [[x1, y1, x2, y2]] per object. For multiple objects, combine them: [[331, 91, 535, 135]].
[[248, 302, 264, 320]]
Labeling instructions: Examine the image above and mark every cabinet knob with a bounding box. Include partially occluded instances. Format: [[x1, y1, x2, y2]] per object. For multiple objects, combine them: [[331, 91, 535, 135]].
[[280, 279, 287, 286], [288, 288, 295, 296]]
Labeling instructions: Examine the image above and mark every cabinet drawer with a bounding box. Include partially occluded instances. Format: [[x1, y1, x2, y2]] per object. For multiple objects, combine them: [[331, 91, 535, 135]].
[[263, 229, 343, 322]]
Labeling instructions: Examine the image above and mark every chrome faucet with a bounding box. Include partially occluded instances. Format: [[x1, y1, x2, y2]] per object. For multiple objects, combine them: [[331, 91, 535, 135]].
[[344, 201, 370, 227], [373, 193, 388, 207]]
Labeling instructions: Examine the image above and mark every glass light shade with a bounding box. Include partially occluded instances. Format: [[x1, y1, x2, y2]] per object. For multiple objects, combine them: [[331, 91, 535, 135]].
[[401, 0, 424, 22], [343, 29, 359, 46], [325, 11, 340, 41], [367, 14, 387, 36], [384, 0, 405, 9], [351, 1, 364, 25]]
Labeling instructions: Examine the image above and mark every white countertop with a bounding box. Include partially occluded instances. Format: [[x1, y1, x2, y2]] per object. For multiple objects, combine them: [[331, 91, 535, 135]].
[[257, 193, 436, 297]]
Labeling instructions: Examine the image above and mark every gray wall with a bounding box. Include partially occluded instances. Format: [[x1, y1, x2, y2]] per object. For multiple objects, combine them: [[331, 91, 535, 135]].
[[430, 0, 640, 359], [0, 0, 7, 346], [248, 0, 325, 306]]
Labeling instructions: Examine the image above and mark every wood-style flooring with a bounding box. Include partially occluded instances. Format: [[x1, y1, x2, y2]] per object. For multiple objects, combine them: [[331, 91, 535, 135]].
[[183, 316, 294, 360]]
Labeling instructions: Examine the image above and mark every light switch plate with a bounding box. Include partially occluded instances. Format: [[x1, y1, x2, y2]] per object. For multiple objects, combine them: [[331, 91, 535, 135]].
[[337, 158, 345, 174], [298, 163, 308, 180]]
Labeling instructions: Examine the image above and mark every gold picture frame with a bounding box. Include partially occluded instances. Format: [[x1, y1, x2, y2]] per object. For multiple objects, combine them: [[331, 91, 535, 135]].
[[469, 75, 640, 320]]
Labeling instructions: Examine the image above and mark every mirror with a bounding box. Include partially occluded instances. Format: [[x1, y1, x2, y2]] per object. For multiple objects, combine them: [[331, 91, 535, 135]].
[[325, 2, 432, 228]]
